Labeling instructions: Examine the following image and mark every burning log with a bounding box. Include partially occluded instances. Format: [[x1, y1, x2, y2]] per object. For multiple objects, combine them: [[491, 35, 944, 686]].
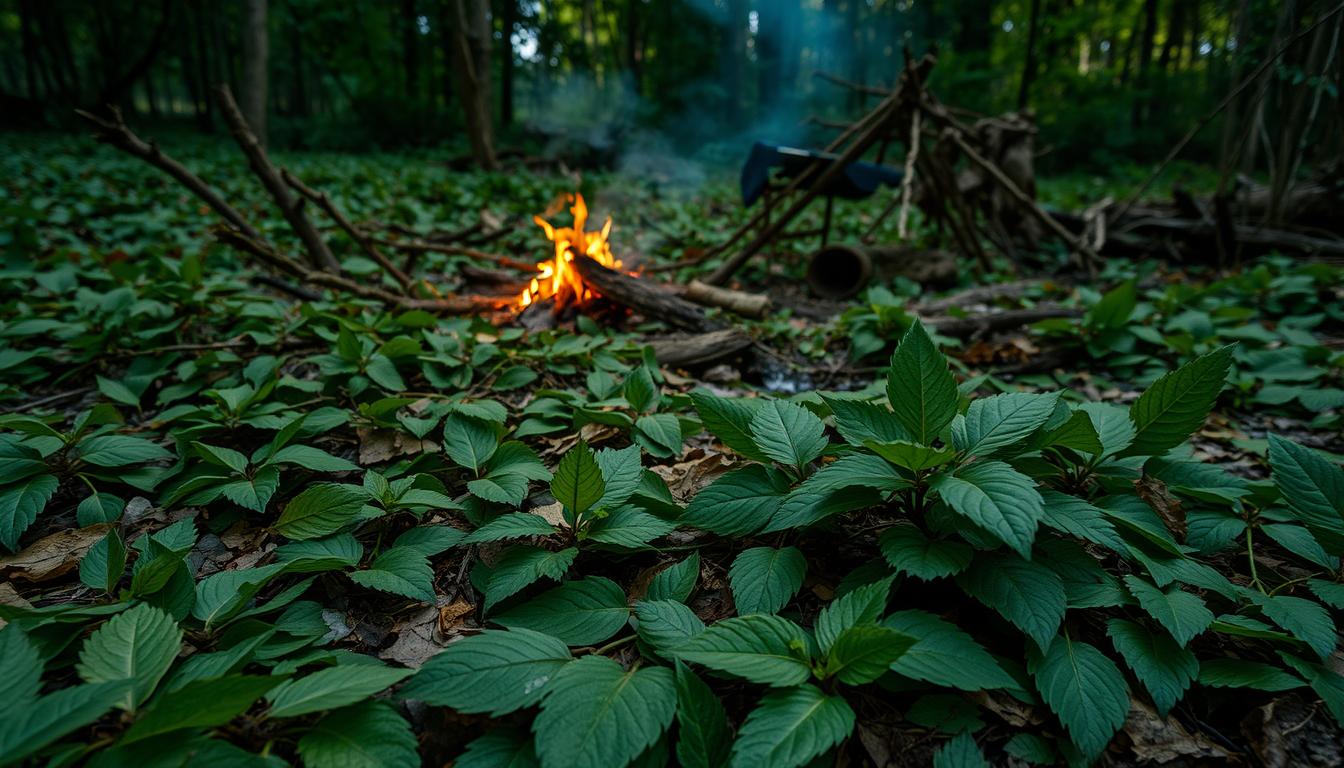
[[570, 253, 720, 333], [682, 281, 771, 319]]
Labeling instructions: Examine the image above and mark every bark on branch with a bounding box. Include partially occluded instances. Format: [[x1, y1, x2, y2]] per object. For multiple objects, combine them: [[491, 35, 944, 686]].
[[281, 169, 414, 292]]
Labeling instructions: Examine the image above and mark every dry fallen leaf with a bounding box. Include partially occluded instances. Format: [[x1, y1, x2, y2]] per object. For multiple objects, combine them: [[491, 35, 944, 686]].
[[1134, 473, 1186, 541], [358, 426, 437, 465], [0, 524, 111, 583], [1123, 700, 1230, 763]]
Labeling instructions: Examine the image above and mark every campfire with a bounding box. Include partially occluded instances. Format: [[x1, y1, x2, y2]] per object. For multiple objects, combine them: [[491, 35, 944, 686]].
[[518, 192, 622, 310]]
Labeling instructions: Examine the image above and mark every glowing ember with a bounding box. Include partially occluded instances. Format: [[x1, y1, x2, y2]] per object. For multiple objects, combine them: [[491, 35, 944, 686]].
[[517, 193, 621, 310]]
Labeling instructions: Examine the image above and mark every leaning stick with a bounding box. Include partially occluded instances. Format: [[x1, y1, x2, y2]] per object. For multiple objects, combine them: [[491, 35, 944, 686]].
[[897, 109, 922, 240], [214, 85, 340, 273], [281, 169, 414, 292], [75, 107, 261, 239]]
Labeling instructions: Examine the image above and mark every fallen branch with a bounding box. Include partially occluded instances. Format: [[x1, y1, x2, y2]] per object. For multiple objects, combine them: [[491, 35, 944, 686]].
[[925, 306, 1081, 337], [915, 280, 1049, 314], [75, 106, 261, 239], [682, 280, 771, 318], [216, 228, 502, 314], [372, 236, 537, 272], [281, 169, 414, 292], [646, 329, 753, 368], [215, 85, 340, 273]]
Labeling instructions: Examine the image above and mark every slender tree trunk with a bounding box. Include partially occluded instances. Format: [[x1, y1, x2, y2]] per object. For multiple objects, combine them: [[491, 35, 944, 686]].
[[1131, 0, 1158, 126], [1158, 0, 1186, 70], [19, 0, 39, 99], [402, 0, 419, 99], [242, 0, 268, 146], [1017, 0, 1043, 108], [438, 0, 456, 109], [450, 0, 499, 169], [501, 0, 516, 125], [724, 0, 747, 123]]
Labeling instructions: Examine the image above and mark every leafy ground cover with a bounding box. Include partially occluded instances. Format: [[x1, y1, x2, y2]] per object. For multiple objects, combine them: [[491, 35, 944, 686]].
[[2, 136, 1344, 767]]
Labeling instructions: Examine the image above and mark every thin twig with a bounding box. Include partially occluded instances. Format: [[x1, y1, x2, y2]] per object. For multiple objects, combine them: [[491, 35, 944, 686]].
[[281, 169, 414, 292]]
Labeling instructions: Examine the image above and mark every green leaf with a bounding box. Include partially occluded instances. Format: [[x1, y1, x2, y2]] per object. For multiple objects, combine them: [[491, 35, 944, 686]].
[[623, 365, 658, 412], [1030, 634, 1129, 761], [814, 576, 893, 654], [533, 656, 675, 768], [634, 600, 706, 650], [932, 732, 989, 768], [955, 392, 1060, 457], [584, 505, 675, 548], [1197, 659, 1305, 691], [1106, 619, 1197, 717], [674, 662, 732, 768], [748, 399, 827, 469], [493, 577, 629, 646], [484, 546, 578, 610], [823, 624, 914, 685], [729, 546, 807, 616], [393, 525, 465, 557], [1308, 579, 1344, 610], [465, 513, 560, 544], [267, 665, 412, 718], [192, 563, 286, 628], [270, 444, 360, 472], [932, 461, 1043, 558], [1277, 653, 1344, 724], [690, 390, 770, 463], [1248, 591, 1338, 659], [120, 675, 281, 744], [365, 354, 406, 391], [593, 444, 644, 511], [1039, 491, 1128, 554], [1003, 733, 1057, 765], [957, 553, 1065, 650], [550, 442, 606, 523], [1120, 346, 1234, 457], [79, 528, 126, 593], [886, 320, 958, 445], [297, 701, 419, 768], [0, 628, 42, 715], [349, 547, 435, 602], [1086, 279, 1137, 330], [883, 610, 1017, 691], [456, 728, 539, 768], [635, 413, 683, 457], [75, 435, 173, 467], [879, 524, 973, 580], [822, 395, 912, 446], [274, 483, 367, 540], [864, 439, 958, 471], [494, 365, 538, 391], [681, 464, 790, 536], [1268, 434, 1344, 549], [444, 414, 500, 473], [647, 553, 700, 603], [0, 474, 58, 550], [729, 684, 854, 768], [401, 628, 572, 715], [76, 603, 182, 711], [0, 681, 131, 762], [1122, 575, 1213, 647], [275, 533, 363, 572], [671, 614, 812, 687]]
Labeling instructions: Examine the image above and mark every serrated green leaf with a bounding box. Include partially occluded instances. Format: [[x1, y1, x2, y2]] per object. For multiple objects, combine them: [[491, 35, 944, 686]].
[[883, 610, 1016, 691], [550, 443, 606, 523], [932, 461, 1043, 558], [674, 661, 732, 768], [958, 553, 1065, 650], [75, 435, 173, 467], [671, 614, 812, 687], [76, 603, 182, 711], [690, 390, 770, 463], [932, 732, 988, 768], [267, 665, 411, 718], [297, 700, 419, 768], [466, 513, 561, 544], [533, 656, 675, 768], [1030, 634, 1129, 761], [1268, 434, 1344, 549], [493, 577, 629, 645], [1120, 346, 1234, 457], [444, 414, 499, 473], [729, 684, 854, 768], [729, 546, 806, 616], [879, 524, 973, 580], [886, 321, 958, 445], [1197, 658, 1305, 691], [0, 473, 59, 551], [634, 599, 706, 650], [0, 681, 131, 762], [681, 464, 790, 536], [274, 483, 367, 540], [401, 628, 572, 715], [955, 392, 1059, 457], [1248, 591, 1338, 659], [120, 675, 281, 745], [1106, 619, 1197, 716], [1123, 575, 1213, 647], [748, 399, 827, 470], [349, 547, 434, 602], [814, 576, 892, 654], [823, 624, 913, 685], [485, 546, 578, 610], [646, 553, 700, 603], [822, 395, 911, 446]]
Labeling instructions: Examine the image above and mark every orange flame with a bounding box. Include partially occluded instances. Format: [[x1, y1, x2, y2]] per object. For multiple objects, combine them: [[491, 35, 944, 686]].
[[518, 193, 620, 310]]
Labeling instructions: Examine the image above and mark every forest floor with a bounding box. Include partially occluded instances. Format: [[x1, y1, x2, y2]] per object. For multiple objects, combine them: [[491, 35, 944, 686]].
[[2, 134, 1343, 768]]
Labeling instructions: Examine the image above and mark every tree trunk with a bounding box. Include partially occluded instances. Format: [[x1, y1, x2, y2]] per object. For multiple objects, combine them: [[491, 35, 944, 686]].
[[402, 0, 419, 100], [19, 0, 39, 99], [724, 0, 748, 123], [450, 0, 499, 169], [500, 0, 516, 125], [242, 0, 269, 147], [1017, 0, 1042, 108], [1132, 0, 1158, 126]]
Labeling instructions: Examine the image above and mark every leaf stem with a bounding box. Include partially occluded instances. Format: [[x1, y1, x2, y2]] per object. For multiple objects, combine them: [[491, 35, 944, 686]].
[[589, 634, 637, 657]]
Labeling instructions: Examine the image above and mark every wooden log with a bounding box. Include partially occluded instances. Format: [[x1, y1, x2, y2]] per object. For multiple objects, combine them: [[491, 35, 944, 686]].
[[925, 306, 1081, 337], [646, 329, 753, 368], [570, 253, 720, 333], [683, 281, 772, 318], [915, 279, 1048, 314]]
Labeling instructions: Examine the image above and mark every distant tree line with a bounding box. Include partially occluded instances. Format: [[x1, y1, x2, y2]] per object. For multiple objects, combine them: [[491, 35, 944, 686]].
[[0, 0, 1339, 173]]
